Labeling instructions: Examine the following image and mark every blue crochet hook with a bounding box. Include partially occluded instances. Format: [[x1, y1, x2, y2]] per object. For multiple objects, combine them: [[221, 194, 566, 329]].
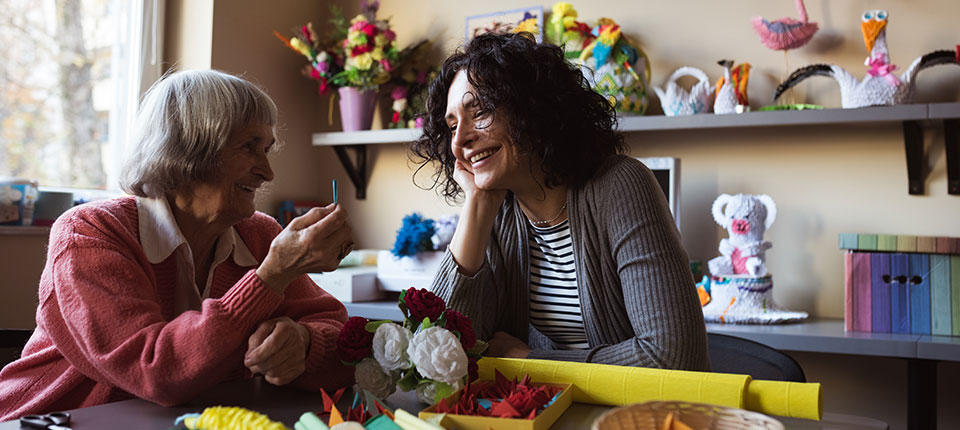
[[332, 179, 338, 205]]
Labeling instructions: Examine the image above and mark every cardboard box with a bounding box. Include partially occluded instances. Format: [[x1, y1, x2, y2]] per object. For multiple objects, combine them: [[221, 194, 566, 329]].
[[376, 250, 445, 292], [308, 266, 382, 303], [419, 383, 572, 430]]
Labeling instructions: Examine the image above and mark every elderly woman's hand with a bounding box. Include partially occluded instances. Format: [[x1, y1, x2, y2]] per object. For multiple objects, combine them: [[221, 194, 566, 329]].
[[244, 316, 310, 386], [256, 204, 353, 293]]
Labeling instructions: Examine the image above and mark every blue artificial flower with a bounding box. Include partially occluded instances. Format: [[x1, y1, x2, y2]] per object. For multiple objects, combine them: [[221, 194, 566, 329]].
[[391, 213, 436, 257]]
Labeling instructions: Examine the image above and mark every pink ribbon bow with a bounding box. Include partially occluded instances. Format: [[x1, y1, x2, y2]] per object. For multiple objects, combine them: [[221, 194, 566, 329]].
[[865, 55, 900, 87]]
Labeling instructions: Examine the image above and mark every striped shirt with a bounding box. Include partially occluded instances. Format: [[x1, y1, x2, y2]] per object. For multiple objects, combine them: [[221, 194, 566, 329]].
[[528, 219, 589, 350]]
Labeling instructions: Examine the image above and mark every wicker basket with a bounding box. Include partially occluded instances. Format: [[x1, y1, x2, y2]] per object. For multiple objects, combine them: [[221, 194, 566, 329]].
[[591, 401, 785, 430]]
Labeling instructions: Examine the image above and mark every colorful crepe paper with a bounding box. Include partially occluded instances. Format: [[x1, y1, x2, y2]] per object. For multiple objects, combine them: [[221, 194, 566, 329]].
[[478, 357, 822, 421]]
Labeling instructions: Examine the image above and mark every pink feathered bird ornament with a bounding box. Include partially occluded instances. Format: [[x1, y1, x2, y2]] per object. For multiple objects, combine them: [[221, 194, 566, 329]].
[[753, 0, 819, 104]]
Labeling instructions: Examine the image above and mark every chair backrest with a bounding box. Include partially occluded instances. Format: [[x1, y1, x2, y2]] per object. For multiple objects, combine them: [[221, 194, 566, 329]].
[[707, 332, 806, 382], [0, 329, 33, 369]]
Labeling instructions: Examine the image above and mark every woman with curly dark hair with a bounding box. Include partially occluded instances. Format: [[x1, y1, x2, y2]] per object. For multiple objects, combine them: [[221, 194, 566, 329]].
[[412, 33, 708, 370]]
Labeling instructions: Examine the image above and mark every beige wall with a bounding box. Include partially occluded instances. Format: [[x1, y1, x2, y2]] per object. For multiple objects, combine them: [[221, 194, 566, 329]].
[[334, 0, 960, 320]]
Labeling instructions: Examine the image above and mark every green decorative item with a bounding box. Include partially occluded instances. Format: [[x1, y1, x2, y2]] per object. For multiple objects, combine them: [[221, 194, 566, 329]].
[[575, 17, 651, 114]]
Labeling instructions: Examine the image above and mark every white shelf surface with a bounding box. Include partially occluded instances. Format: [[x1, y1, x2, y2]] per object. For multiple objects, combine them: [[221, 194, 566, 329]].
[[312, 103, 950, 146]]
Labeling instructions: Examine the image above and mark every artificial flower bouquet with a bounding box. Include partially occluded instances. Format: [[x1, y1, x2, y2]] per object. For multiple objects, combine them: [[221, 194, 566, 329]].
[[336, 287, 486, 404], [274, 2, 400, 92], [377, 213, 457, 292], [388, 41, 437, 129]]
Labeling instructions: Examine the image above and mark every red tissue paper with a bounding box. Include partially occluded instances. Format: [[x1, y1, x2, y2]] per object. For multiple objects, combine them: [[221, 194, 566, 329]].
[[432, 370, 563, 419]]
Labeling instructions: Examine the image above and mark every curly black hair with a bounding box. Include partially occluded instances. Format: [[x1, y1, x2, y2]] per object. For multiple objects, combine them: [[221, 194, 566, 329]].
[[410, 32, 625, 201]]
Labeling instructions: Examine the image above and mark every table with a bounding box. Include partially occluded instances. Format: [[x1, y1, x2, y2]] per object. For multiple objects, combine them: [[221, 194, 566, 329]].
[[343, 301, 958, 430], [0, 377, 886, 429]]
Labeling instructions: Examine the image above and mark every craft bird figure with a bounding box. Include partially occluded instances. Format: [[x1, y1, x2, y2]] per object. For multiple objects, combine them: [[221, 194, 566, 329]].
[[752, 0, 819, 51], [774, 10, 960, 108], [714, 60, 752, 114]]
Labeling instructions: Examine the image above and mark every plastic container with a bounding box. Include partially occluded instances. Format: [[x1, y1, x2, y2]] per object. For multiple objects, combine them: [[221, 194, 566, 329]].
[[0, 179, 39, 226]]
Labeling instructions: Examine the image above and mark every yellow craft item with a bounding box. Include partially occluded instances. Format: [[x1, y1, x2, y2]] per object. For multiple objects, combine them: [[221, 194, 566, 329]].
[[746, 379, 823, 421], [662, 412, 694, 430], [394, 409, 444, 430], [478, 357, 748, 409], [186, 406, 286, 430], [328, 405, 345, 427], [478, 357, 822, 420]]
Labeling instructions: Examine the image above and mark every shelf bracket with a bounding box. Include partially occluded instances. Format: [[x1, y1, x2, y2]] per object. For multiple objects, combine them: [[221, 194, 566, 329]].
[[945, 119, 960, 195], [332, 145, 367, 200], [903, 120, 925, 195]]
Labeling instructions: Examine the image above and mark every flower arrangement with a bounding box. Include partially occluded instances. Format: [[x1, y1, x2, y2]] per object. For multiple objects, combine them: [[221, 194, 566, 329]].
[[391, 213, 458, 257], [331, 1, 398, 90], [337, 288, 486, 404], [387, 41, 437, 128], [275, 2, 401, 93]]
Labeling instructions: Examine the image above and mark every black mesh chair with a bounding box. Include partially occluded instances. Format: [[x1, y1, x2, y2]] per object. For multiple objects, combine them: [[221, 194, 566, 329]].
[[707, 332, 806, 382], [0, 329, 33, 369]]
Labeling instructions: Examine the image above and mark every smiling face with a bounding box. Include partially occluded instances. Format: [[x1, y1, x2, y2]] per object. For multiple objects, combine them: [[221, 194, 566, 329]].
[[187, 123, 276, 225], [445, 70, 530, 192]]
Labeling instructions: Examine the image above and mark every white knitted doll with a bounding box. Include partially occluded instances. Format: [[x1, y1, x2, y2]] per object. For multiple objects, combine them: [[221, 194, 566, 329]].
[[707, 194, 777, 276]]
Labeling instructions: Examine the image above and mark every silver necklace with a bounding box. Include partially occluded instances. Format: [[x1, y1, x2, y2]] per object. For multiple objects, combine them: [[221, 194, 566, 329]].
[[526, 201, 567, 226]]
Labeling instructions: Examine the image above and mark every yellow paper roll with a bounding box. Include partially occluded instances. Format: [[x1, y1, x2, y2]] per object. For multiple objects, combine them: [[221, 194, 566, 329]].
[[747, 379, 823, 421], [477, 357, 749, 409], [478, 357, 823, 421]]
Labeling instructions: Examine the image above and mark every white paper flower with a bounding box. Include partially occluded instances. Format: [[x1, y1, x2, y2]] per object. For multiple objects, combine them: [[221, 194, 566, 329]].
[[372, 322, 413, 371], [407, 326, 468, 385], [354, 357, 397, 399]]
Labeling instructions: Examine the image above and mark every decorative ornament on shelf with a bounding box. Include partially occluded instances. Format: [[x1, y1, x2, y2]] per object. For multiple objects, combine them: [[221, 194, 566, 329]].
[[774, 10, 960, 108], [545, 2, 595, 60], [752, 0, 819, 106], [700, 193, 808, 324], [572, 14, 651, 114], [388, 41, 437, 129], [337, 288, 487, 405], [654, 67, 714, 116], [714, 60, 751, 114]]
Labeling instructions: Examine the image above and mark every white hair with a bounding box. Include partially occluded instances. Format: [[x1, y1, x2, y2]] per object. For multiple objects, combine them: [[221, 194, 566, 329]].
[[120, 70, 278, 197]]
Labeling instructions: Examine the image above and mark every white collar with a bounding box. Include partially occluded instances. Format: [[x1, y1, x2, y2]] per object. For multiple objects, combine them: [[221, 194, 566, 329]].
[[136, 196, 259, 267]]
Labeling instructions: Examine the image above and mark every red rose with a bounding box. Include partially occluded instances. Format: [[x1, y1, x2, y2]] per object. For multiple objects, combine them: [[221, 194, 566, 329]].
[[404, 287, 445, 323], [337, 316, 373, 363], [443, 309, 476, 349], [361, 23, 378, 37], [351, 44, 372, 56], [468, 356, 479, 382]]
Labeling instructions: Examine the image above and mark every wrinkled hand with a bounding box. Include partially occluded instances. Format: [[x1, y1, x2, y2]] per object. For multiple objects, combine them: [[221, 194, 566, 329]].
[[485, 331, 531, 359], [257, 204, 353, 293], [245, 317, 311, 386]]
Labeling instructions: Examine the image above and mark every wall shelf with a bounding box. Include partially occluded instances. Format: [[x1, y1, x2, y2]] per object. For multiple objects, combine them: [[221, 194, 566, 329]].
[[312, 103, 960, 198]]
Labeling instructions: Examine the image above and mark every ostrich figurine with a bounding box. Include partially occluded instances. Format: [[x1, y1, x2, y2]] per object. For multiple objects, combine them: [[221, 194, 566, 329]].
[[774, 10, 960, 108]]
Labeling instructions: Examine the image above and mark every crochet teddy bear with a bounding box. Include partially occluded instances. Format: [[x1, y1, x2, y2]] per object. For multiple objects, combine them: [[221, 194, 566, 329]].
[[707, 193, 777, 277]]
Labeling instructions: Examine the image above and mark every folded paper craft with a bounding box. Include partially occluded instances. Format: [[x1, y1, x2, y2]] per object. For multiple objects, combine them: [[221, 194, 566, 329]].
[[477, 357, 822, 421]]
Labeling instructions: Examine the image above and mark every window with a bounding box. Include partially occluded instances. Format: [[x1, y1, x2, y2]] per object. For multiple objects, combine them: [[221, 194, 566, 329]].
[[0, 0, 163, 191]]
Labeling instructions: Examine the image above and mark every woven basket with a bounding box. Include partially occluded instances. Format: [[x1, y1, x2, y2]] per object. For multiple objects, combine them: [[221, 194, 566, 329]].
[[591, 401, 784, 430]]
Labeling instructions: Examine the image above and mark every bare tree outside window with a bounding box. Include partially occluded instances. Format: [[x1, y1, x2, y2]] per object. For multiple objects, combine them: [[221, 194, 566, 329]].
[[1, 0, 116, 189]]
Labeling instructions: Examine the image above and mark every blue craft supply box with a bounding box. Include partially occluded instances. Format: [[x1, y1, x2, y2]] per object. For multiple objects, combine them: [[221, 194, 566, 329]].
[[0, 179, 38, 226]]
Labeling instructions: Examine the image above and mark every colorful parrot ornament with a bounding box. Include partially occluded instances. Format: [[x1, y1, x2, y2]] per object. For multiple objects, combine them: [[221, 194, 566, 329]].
[[714, 60, 752, 114]]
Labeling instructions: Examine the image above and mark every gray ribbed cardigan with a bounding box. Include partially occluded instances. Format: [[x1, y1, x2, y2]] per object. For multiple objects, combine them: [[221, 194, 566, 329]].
[[432, 155, 709, 370]]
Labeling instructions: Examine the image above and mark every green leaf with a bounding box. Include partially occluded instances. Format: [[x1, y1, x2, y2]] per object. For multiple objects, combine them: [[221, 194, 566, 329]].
[[396, 369, 420, 392], [365, 320, 392, 333], [421, 317, 433, 330], [466, 339, 488, 356], [432, 381, 454, 403]]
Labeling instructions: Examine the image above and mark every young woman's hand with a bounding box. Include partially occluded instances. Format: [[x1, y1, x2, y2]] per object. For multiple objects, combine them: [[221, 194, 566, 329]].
[[256, 204, 353, 293], [449, 160, 505, 276], [485, 331, 532, 358]]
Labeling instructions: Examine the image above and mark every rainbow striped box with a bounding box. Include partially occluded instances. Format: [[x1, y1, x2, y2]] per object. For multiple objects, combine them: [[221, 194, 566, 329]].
[[840, 233, 960, 336]]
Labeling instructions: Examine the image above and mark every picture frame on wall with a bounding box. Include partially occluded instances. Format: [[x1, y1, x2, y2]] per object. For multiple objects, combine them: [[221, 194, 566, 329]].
[[465, 6, 544, 42]]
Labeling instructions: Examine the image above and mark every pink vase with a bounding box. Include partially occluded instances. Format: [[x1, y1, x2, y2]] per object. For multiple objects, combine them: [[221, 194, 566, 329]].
[[338, 87, 378, 131]]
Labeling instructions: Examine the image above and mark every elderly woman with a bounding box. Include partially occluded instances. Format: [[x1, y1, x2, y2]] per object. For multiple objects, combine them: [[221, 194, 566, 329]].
[[0, 70, 354, 419], [412, 33, 709, 370]]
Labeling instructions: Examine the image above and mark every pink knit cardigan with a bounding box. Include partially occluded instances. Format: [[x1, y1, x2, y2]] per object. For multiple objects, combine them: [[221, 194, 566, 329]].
[[0, 197, 353, 420]]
